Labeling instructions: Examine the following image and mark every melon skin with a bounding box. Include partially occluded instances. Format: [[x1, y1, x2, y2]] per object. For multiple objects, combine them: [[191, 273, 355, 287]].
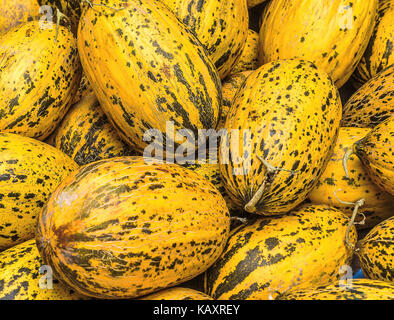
[[351, 0, 394, 88], [277, 279, 394, 300], [36, 157, 230, 299], [356, 216, 394, 282], [205, 204, 357, 300], [0, 132, 78, 250], [77, 0, 222, 153], [354, 117, 394, 196], [259, 0, 378, 88], [0, 239, 89, 300], [309, 127, 394, 229], [220, 59, 342, 215], [343, 64, 394, 128], [0, 21, 81, 140]]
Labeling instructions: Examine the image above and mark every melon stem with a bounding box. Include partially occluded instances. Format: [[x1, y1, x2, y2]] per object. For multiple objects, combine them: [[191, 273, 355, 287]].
[[230, 216, 248, 224], [333, 191, 367, 226], [244, 179, 267, 213], [54, 9, 68, 43], [345, 198, 365, 250], [81, 0, 93, 8], [343, 148, 354, 179], [244, 155, 296, 213]]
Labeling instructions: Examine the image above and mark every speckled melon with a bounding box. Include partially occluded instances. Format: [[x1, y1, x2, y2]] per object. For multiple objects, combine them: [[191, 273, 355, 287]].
[[309, 127, 394, 229], [219, 71, 253, 130], [259, 0, 378, 88], [182, 159, 238, 213], [277, 279, 394, 300], [140, 287, 213, 300], [0, 239, 88, 300], [162, 0, 249, 79], [0, 0, 40, 34], [230, 30, 259, 76], [36, 157, 230, 299], [220, 60, 342, 215], [77, 0, 222, 153], [205, 204, 357, 300], [52, 94, 136, 166], [356, 216, 394, 282], [0, 21, 81, 140], [72, 73, 93, 105], [0, 132, 78, 250], [342, 64, 394, 128], [352, 117, 394, 195], [351, 0, 394, 88]]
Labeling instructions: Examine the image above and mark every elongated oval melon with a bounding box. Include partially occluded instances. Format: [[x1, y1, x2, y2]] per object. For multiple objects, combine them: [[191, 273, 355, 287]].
[[220, 60, 342, 215], [53, 94, 136, 166], [72, 73, 93, 105], [230, 30, 259, 76], [162, 0, 249, 79], [0, 239, 88, 300], [205, 204, 357, 300], [309, 127, 394, 228], [36, 157, 230, 299], [259, 0, 377, 88], [77, 0, 222, 153], [140, 287, 212, 300], [0, 132, 78, 250], [356, 216, 394, 282], [342, 64, 394, 128], [277, 279, 394, 300], [352, 0, 394, 87], [0, 21, 81, 140], [353, 117, 394, 195]]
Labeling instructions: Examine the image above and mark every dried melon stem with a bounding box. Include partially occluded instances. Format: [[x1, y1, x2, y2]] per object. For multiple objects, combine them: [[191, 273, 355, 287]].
[[54, 9, 69, 43], [343, 147, 355, 179], [230, 216, 248, 224], [244, 155, 297, 213], [332, 191, 366, 226], [341, 198, 365, 250]]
